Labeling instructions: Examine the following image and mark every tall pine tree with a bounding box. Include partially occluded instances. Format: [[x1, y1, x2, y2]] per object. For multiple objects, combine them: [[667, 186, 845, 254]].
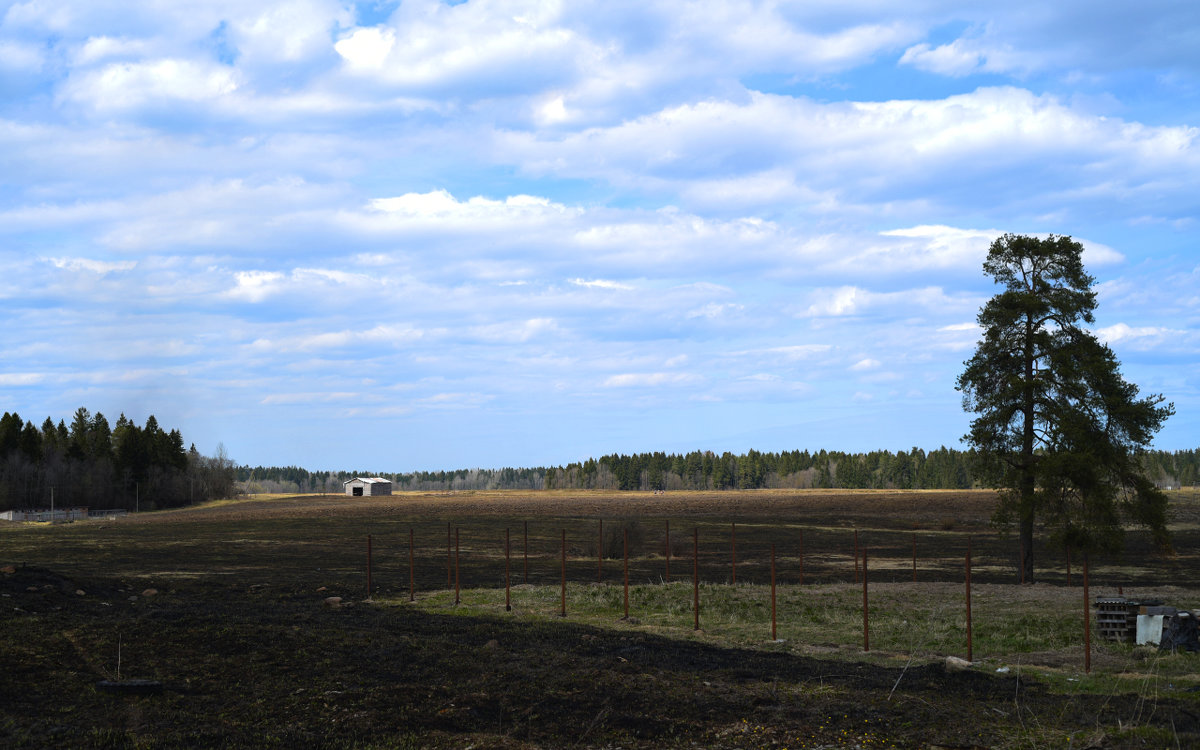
[[957, 234, 1173, 582]]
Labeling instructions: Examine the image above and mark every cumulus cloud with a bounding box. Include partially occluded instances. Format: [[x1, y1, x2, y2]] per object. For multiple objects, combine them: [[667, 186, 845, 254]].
[[229, 0, 352, 64], [225, 270, 285, 302], [1096, 323, 1170, 346], [62, 58, 241, 111], [899, 38, 1027, 78], [365, 191, 572, 228]]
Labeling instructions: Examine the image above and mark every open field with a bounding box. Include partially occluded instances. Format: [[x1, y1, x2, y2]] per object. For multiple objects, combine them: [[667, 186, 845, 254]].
[[3, 489, 1200, 748]]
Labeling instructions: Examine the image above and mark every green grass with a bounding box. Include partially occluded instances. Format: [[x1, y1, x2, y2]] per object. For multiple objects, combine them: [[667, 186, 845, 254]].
[[399, 578, 1200, 696]]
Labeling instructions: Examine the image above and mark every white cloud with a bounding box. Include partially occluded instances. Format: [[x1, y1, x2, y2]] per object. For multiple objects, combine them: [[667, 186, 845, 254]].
[[1096, 323, 1171, 345], [800, 285, 977, 319], [851, 358, 881, 371], [74, 36, 152, 65], [333, 2, 584, 92], [62, 58, 241, 111], [603, 372, 701, 388], [804, 286, 867, 317], [247, 324, 425, 353], [47, 257, 136, 274], [469, 318, 560, 343], [334, 26, 395, 70], [230, 0, 352, 64], [415, 392, 494, 409], [900, 41, 985, 77], [261, 391, 360, 405], [899, 37, 1027, 78], [225, 270, 285, 302], [0, 372, 46, 386], [750, 345, 833, 362], [507, 87, 1200, 220], [0, 40, 44, 70], [569, 278, 634, 291], [686, 302, 743, 319], [366, 190, 571, 229]]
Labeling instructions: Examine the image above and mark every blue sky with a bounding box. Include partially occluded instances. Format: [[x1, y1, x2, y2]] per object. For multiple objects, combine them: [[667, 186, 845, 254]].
[[0, 1, 1197, 471]]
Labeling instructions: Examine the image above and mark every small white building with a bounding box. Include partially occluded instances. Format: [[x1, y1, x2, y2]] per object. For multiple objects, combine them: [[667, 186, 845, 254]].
[[343, 477, 393, 497]]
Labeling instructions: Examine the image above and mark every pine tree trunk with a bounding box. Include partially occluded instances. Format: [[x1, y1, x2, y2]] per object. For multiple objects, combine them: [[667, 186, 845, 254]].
[[1019, 513, 1034, 584]]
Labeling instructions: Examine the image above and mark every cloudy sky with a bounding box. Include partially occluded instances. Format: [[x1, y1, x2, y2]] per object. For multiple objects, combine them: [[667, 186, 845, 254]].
[[1, 1, 1197, 471]]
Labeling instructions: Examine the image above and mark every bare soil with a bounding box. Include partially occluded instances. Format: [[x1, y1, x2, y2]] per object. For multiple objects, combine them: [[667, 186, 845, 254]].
[[1, 489, 1197, 748]]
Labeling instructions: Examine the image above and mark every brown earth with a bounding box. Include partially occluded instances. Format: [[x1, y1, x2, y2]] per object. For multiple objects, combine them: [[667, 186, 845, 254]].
[[1, 489, 1197, 748]]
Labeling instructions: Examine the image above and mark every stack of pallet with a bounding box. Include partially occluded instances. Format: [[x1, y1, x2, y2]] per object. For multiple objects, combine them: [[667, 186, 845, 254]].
[[1094, 596, 1139, 643]]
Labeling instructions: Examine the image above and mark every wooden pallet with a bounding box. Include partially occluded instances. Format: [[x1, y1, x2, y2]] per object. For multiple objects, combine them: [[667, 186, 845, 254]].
[[1096, 596, 1137, 642]]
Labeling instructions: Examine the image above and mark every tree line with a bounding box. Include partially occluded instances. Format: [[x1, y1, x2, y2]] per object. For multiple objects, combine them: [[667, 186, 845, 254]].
[[236, 465, 548, 494], [236, 446, 1199, 494], [0, 408, 237, 512]]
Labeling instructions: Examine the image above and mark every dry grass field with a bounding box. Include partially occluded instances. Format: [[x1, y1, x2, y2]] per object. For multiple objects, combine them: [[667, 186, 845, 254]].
[[3, 488, 1200, 748]]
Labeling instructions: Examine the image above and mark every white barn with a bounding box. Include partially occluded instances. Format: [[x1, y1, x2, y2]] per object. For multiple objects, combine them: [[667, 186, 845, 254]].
[[343, 477, 393, 497]]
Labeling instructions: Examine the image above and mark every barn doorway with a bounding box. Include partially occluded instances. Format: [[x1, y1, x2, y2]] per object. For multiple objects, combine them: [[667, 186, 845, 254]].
[[353, 486, 363, 496]]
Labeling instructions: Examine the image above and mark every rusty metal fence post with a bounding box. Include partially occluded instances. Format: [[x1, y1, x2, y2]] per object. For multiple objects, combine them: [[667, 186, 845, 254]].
[[798, 528, 804, 586], [665, 520, 671, 583], [454, 527, 461, 605], [505, 527, 512, 612], [862, 547, 869, 652], [623, 527, 629, 620], [598, 519, 603, 583], [1084, 553, 1091, 674], [523, 520, 529, 584], [693, 527, 700, 631], [853, 528, 861, 583], [560, 529, 567, 617], [912, 531, 917, 583], [730, 522, 736, 585], [367, 534, 373, 600], [408, 527, 414, 602], [966, 536, 973, 662], [770, 542, 777, 640]]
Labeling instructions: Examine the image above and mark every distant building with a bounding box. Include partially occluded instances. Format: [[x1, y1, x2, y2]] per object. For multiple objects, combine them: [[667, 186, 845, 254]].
[[0, 507, 90, 522], [343, 477, 393, 497], [88, 509, 128, 520]]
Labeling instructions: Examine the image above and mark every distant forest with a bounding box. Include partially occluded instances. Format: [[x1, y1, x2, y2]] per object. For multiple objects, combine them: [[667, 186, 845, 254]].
[[0, 409, 238, 511], [237, 447, 1200, 495]]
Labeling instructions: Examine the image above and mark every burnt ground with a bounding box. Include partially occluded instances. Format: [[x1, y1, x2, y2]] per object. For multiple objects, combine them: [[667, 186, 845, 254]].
[[3, 563, 1199, 749]]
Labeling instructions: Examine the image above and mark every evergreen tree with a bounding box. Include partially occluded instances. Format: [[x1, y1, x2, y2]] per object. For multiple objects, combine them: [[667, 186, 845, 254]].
[[957, 234, 1173, 581]]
